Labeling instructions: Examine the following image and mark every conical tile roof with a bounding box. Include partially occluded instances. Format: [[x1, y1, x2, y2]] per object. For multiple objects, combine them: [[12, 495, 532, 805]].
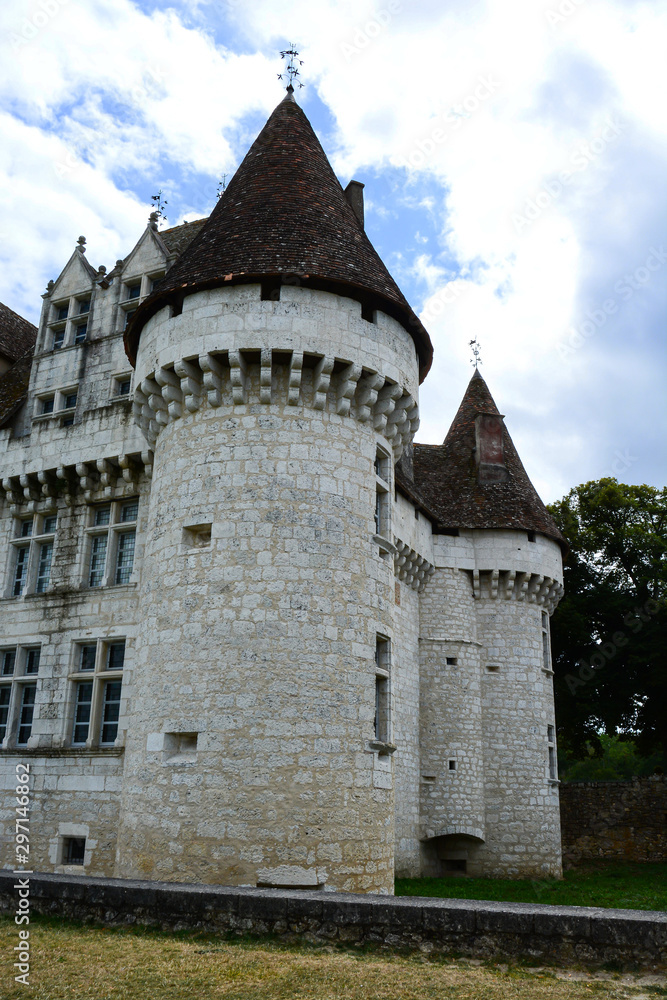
[[397, 370, 567, 549], [125, 93, 432, 377]]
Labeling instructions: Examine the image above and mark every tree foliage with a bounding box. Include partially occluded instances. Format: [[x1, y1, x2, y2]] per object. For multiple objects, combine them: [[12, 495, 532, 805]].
[[547, 479, 667, 761]]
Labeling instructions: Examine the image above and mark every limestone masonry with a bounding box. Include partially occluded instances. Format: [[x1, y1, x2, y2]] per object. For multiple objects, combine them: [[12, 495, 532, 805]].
[[0, 91, 566, 893]]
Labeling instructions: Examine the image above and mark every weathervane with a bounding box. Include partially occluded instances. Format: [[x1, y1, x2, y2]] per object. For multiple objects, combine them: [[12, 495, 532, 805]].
[[278, 45, 304, 92], [469, 337, 482, 369], [150, 189, 168, 227], [217, 174, 228, 200]]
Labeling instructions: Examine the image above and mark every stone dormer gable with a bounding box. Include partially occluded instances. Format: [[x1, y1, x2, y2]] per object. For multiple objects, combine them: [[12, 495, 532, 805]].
[[398, 370, 567, 549], [125, 95, 433, 378], [47, 241, 98, 303]]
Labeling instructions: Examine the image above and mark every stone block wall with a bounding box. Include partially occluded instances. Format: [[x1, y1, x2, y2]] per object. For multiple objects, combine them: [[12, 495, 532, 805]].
[[560, 776, 667, 864]]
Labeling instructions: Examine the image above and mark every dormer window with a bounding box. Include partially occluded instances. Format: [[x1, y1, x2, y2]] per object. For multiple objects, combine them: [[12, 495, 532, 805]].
[[47, 294, 92, 350], [127, 283, 141, 300], [40, 396, 55, 415]]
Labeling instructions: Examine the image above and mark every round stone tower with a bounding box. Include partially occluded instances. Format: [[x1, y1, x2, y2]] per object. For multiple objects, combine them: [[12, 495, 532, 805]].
[[402, 371, 566, 878], [114, 91, 432, 893]]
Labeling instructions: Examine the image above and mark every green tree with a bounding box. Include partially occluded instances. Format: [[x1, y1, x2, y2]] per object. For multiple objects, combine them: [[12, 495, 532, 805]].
[[547, 479, 667, 762]]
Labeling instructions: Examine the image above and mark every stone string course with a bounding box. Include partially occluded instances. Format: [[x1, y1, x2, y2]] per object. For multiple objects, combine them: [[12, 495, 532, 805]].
[[0, 872, 664, 969]]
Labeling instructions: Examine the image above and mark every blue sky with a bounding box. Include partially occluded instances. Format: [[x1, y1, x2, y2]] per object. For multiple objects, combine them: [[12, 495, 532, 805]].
[[0, 0, 665, 502]]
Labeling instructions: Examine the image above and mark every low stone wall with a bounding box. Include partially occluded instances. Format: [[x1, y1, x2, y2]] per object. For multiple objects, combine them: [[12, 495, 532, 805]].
[[560, 776, 667, 864], [0, 872, 665, 969]]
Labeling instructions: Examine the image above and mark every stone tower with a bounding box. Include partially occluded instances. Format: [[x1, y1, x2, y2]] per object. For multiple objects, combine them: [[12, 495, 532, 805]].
[[399, 371, 565, 877], [115, 91, 432, 893]]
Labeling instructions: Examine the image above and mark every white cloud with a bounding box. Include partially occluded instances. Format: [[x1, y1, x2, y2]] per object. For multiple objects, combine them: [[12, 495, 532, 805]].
[[0, 0, 664, 498]]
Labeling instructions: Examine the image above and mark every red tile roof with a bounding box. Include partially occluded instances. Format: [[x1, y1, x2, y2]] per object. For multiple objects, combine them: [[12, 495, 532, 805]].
[[125, 94, 433, 377], [397, 370, 567, 549]]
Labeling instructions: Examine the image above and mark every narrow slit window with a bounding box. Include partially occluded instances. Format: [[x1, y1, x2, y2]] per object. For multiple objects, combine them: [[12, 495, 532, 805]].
[[100, 680, 122, 744], [0, 687, 11, 741], [35, 542, 53, 593], [63, 837, 86, 865], [72, 682, 93, 744]]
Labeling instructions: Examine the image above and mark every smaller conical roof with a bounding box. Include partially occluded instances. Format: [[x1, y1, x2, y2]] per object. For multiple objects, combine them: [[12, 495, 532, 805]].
[[400, 370, 566, 548], [125, 94, 432, 377]]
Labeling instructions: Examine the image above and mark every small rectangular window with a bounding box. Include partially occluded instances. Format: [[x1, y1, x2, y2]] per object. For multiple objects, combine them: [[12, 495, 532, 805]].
[[35, 541, 53, 593], [1, 650, 16, 676], [63, 392, 77, 410], [106, 641, 125, 671], [63, 837, 86, 865], [17, 684, 36, 745], [20, 519, 33, 538], [74, 323, 87, 344], [100, 680, 122, 744], [13, 547, 29, 597], [41, 397, 55, 414], [119, 500, 138, 523], [127, 284, 141, 300], [79, 645, 97, 671], [89, 535, 108, 587], [78, 299, 90, 314], [72, 682, 93, 744], [94, 505, 111, 527], [56, 304, 69, 321], [0, 687, 11, 741], [116, 378, 131, 396], [53, 330, 65, 350], [114, 531, 135, 584], [43, 515, 57, 534], [25, 648, 41, 675]]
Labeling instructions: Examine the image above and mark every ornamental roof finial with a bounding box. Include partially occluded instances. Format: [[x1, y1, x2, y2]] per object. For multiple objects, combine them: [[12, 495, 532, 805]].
[[278, 45, 304, 94], [469, 336, 482, 370]]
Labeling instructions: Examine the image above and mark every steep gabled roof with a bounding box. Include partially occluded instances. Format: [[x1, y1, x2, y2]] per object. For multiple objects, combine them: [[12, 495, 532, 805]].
[[160, 218, 208, 257], [125, 94, 432, 377], [0, 302, 37, 363], [397, 370, 567, 549], [0, 347, 34, 428]]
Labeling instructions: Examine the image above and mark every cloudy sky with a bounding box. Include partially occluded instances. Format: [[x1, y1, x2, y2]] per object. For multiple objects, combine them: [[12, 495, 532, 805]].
[[1, 0, 664, 502]]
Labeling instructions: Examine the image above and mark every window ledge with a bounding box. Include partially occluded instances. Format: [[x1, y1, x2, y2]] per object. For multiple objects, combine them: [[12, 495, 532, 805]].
[[368, 740, 397, 756], [373, 534, 396, 554], [542, 668, 555, 676]]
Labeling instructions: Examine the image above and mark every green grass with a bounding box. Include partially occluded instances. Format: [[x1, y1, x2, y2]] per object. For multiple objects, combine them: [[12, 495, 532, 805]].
[[0, 915, 658, 999], [396, 860, 667, 911]]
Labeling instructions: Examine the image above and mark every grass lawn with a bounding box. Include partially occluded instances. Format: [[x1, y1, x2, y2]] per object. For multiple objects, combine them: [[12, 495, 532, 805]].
[[396, 860, 667, 911], [1, 916, 664, 1000]]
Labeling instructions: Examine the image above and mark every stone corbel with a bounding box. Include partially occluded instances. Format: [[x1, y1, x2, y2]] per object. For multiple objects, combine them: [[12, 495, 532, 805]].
[[199, 353, 224, 407], [173, 358, 202, 414], [287, 351, 303, 405], [313, 355, 334, 410], [228, 350, 247, 404], [155, 366, 183, 420], [373, 381, 402, 432], [336, 362, 362, 416], [356, 371, 384, 423], [260, 349, 272, 404]]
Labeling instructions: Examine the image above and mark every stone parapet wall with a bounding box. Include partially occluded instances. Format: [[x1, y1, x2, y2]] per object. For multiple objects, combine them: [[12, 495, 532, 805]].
[[0, 872, 664, 969], [560, 776, 667, 863]]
